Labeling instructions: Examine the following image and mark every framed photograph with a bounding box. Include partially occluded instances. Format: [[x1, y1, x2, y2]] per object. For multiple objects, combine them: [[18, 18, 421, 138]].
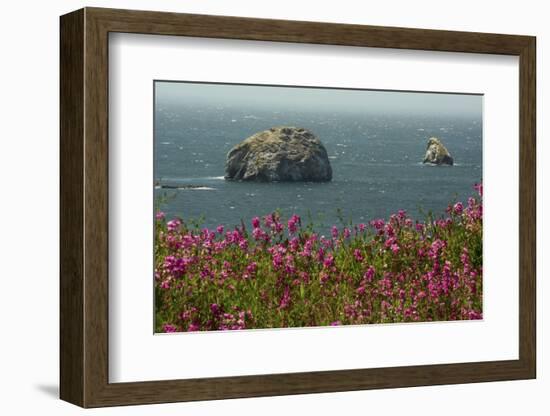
[[60, 7, 536, 407]]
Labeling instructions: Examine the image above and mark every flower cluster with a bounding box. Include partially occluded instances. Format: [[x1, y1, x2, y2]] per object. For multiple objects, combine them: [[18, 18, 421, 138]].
[[155, 184, 483, 332]]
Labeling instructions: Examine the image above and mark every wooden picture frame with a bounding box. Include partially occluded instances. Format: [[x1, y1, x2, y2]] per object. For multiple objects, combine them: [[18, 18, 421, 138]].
[[60, 7, 536, 408]]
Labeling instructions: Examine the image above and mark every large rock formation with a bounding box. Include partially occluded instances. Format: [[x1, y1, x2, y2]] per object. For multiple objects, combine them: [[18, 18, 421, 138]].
[[422, 137, 454, 166], [225, 127, 332, 182]]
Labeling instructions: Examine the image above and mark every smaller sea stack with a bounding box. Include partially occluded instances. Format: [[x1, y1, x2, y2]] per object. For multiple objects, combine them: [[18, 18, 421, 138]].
[[422, 137, 454, 166]]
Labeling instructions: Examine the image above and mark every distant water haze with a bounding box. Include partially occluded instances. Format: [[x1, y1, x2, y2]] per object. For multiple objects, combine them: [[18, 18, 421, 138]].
[[155, 81, 483, 117], [154, 81, 482, 234]]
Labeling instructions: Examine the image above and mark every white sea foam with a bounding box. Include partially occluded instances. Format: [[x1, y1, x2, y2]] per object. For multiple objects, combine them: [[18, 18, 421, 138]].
[[185, 187, 216, 191]]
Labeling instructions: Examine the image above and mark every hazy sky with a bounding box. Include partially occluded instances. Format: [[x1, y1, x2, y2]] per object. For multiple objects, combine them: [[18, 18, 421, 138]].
[[155, 81, 482, 117]]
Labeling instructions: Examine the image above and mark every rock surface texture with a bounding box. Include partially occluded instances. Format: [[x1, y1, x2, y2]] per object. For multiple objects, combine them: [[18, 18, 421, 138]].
[[225, 127, 332, 182], [422, 137, 454, 166]]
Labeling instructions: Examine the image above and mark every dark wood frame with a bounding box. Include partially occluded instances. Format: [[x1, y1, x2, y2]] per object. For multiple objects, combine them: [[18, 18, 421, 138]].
[[60, 7, 536, 408]]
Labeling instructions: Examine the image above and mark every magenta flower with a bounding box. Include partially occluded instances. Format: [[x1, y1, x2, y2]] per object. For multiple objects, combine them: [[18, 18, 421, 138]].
[[370, 219, 385, 230], [238, 239, 248, 250], [252, 216, 261, 229], [188, 322, 200, 331], [364, 266, 375, 282], [468, 310, 482, 320], [272, 252, 283, 269], [252, 227, 266, 241], [246, 262, 257, 274], [166, 218, 181, 232], [384, 236, 396, 249], [263, 214, 274, 228], [156, 211, 165, 220], [316, 247, 325, 262], [278, 286, 291, 309], [323, 254, 334, 268], [320, 237, 333, 249], [162, 323, 177, 333], [284, 254, 296, 275], [474, 182, 483, 197], [453, 202, 464, 215], [287, 214, 301, 234], [289, 237, 300, 251], [274, 222, 284, 234]]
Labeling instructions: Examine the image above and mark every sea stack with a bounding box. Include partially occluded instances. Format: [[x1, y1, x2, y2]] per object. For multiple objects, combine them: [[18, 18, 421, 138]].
[[422, 137, 454, 166], [224, 127, 332, 182]]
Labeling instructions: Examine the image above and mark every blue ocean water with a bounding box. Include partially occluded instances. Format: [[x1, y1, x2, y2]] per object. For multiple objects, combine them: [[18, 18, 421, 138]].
[[154, 101, 482, 235]]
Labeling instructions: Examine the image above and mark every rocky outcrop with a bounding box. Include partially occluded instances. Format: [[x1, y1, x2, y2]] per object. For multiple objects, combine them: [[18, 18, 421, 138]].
[[422, 137, 454, 166], [225, 127, 332, 182]]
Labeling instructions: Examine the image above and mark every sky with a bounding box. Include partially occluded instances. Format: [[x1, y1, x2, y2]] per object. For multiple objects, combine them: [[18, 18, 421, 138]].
[[155, 81, 482, 117]]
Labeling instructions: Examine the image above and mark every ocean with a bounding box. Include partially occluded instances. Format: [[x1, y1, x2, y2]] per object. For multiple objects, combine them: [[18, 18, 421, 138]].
[[154, 101, 482, 235]]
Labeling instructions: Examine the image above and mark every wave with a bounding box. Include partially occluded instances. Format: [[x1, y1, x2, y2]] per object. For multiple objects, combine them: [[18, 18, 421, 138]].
[[416, 162, 463, 167], [156, 184, 216, 190], [158, 176, 225, 182], [186, 186, 216, 191]]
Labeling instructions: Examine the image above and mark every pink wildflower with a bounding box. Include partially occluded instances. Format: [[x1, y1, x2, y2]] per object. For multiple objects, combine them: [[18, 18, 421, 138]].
[[188, 322, 200, 331], [453, 202, 464, 215], [287, 214, 300, 234], [252, 216, 260, 228], [166, 218, 181, 232], [474, 182, 483, 197], [162, 323, 177, 333]]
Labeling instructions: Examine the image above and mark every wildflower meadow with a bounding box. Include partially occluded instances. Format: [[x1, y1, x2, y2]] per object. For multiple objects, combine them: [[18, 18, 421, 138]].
[[155, 183, 483, 333]]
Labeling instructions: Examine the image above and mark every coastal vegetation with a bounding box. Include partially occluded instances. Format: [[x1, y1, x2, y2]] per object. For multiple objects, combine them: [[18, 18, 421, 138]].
[[154, 183, 483, 332]]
